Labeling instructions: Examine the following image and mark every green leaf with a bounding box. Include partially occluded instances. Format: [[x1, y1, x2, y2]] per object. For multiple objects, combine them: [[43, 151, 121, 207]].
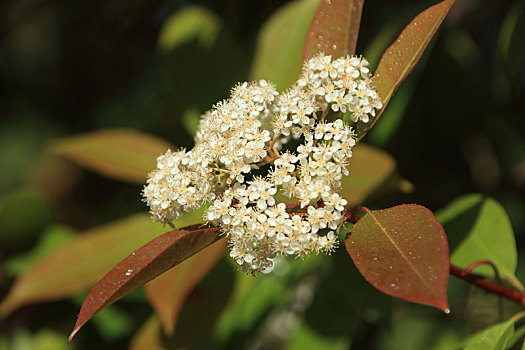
[[303, 0, 365, 60], [346, 204, 450, 311], [158, 6, 221, 53], [49, 129, 172, 184], [507, 325, 525, 349], [462, 316, 521, 350], [0, 209, 204, 318], [357, 0, 455, 141], [437, 194, 520, 289], [250, 0, 319, 90]]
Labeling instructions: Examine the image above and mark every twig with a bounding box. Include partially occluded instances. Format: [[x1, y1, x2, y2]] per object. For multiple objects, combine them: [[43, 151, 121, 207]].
[[449, 265, 525, 306]]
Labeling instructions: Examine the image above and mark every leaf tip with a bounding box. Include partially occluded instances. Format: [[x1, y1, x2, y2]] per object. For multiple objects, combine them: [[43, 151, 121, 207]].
[[435, 298, 450, 313], [68, 326, 80, 343]]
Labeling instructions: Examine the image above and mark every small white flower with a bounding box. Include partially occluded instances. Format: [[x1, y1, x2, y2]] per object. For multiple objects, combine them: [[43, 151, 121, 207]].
[[144, 53, 381, 273]]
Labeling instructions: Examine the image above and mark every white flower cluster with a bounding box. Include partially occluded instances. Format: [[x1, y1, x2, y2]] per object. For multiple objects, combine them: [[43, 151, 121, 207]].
[[143, 54, 382, 273]]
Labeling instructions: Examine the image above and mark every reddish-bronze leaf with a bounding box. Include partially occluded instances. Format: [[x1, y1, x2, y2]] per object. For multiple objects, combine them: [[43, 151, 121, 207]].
[[50, 129, 172, 184], [357, 0, 455, 141], [0, 214, 170, 318], [345, 204, 450, 311], [69, 224, 222, 342], [144, 239, 227, 334], [303, 0, 365, 60]]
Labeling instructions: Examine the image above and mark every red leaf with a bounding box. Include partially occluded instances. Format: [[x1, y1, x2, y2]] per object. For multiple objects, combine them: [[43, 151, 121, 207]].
[[357, 0, 455, 141], [303, 0, 365, 60], [69, 224, 222, 342], [144, 239, 227, 334], [345, 204, 450, 311]]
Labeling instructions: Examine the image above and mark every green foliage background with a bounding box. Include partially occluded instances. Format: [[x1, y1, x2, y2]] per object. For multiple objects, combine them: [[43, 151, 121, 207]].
[[0, 0, 524, 348]]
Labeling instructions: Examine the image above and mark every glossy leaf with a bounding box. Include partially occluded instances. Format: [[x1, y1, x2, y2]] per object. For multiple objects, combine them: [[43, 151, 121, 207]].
[[0, 213, 173, 318], [345, 204, 450, 311], [144, 239, 227, 333], [303, 0, 365, 60], [69, 224, 223, 341], [357, 0, 455, 141], [250, 0, 319, 90], [437, 194, 521, 289], [49, 129, 172, 184]]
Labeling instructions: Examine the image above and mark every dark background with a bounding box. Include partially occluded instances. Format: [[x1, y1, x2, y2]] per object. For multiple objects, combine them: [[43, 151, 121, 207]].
[[0, 0, 524, 348]]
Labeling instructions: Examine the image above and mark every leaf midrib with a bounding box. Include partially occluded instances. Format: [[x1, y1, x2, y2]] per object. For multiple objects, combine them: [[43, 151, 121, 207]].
[[365, 208, 437, 296], [381, 0, 453, 104]]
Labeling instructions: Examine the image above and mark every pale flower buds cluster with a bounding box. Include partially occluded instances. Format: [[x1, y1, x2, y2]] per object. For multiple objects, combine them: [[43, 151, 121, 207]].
[[143, 53, 382, 273]]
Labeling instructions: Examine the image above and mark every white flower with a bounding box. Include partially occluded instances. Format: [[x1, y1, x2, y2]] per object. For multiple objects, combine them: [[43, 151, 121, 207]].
[[144, 53, 381, 273]]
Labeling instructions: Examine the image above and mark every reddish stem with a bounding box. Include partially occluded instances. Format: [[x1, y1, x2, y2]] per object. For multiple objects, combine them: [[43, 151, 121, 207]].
[[345, 206, 363, 224], [449, 265, 525, 306], [465, 260, 501, 284]]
